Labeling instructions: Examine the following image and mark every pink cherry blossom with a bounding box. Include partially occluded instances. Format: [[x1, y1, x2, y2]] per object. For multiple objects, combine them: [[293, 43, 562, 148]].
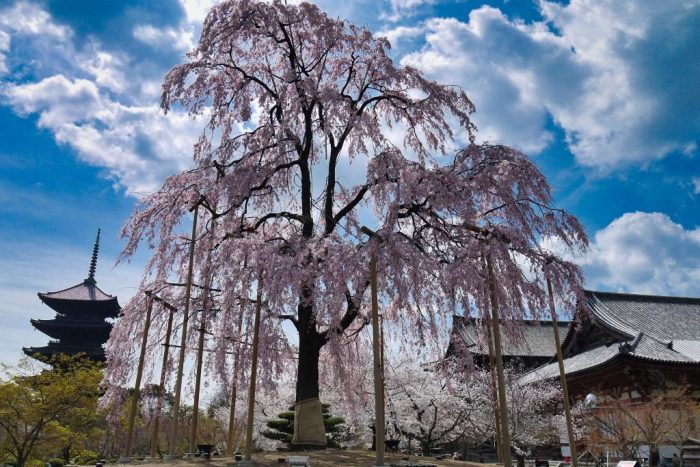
[[105, 0, 588, 443]]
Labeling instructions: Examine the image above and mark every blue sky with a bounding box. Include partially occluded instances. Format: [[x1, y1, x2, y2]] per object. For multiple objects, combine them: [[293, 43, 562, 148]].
[[0, 0, 699, 366]]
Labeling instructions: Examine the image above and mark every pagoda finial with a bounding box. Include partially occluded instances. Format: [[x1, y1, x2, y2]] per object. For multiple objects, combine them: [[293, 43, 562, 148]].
[[87, 228, 101, 282]]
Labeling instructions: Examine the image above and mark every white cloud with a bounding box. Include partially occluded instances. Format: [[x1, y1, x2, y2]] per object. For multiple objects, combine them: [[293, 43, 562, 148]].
[[0, 30, 9, 74], [401, 9, 571, 153], [547, 212, 700, 296], [377, 25, 424, 48], [540, 0, 699, 167], [0, 1, 70, 38], [391, 0, 434, 9], [693, 177, 700, 195], [0, 1, 206, 195], [179, 0, 221, 25], [79, 49, 128, 93], [5, 75, 204, 194], [6, 76, 107, 127], [133, 24, 194, 52], [381, 0, 436, 22], [399, 1, 700, 168], [0, 1, 72, 79]]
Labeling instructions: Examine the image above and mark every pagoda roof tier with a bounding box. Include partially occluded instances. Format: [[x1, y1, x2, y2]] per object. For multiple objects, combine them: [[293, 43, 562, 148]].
[[30, 318, 112, 342], [38, 279, 120, 318], [22, 343, 106, 362]]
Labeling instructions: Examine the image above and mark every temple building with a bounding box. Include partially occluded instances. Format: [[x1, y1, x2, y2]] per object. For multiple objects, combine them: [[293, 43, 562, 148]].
[[449, 289, 700, 392], [519, 290, 700, 393], [23, 229, 121, 363], [449, 290, 700, 462]]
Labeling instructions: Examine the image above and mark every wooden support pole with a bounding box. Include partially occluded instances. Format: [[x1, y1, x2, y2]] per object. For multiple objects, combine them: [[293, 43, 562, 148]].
[[150, 304, 174, 459], [546, 273, 578, 467], [244, 271, 264, 462], [121, 293, 154, 461], [370, 254, 386, 466], [379, 313, 386, 410], [189, 302, 208, 457], [190, 217, 216, 458], [226, 374, 239, 455], [226, 312, 245, 456], [486, 253, 513, 467], [485, 317, 504, 463], [167, 203, 199, 458]]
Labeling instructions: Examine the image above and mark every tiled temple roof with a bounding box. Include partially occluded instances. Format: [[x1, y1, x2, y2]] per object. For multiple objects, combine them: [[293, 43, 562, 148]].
[[585, 290, 700, 342], [520, 333, 697, 384], [452, 315, 570, 358], [39, 280, 116, 302], [520, 290, 700, 384]]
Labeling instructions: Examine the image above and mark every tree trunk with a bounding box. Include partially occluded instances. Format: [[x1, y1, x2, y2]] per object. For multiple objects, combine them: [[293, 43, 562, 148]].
[[421, 440, 431, 456], [296, 327, 322, 401], [291, 320, 326, 449], [15, 450, 31, 467]]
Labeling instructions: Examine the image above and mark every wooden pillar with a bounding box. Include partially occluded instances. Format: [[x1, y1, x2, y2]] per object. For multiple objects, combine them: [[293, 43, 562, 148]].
[[167, 203, 199, 458], [485, 317, 504, 463], [370, 254, 386, 466], [486, 253, 512, 467], [244, 271, 264, 461], [379, 312, 386, 421], [546, 273, 578, 467], [121, 293, 154, 461], [189, 297, 208, 457], [226, 312, 245, 455], [150, 303, 174, 459], [226, 373, 239, 456]]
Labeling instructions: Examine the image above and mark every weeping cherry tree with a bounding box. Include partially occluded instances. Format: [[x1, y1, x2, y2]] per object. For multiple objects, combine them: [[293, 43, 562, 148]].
[[107, 0, 588, 449]]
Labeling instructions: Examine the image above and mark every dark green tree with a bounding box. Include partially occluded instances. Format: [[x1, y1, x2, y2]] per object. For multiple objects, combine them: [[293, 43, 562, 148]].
[[261, 403, 345, 448]]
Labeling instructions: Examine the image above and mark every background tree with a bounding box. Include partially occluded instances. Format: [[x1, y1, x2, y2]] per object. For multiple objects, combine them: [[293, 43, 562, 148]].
[[582, 385, 700, 463], [0, 356, 103, 467], [386, 360, 471, 454], [110, 0, 588, 448], [386, 360, 562, 457]]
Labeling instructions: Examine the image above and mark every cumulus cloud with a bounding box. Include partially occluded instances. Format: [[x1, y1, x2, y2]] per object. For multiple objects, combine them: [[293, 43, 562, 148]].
[[381, 0, 437, 22], [133, 24, 194, 52], [400, 8, 585, 154], [0, 1, 73, 80], [377, 25, 424, 48], [546, 212, 700, 296], [7, 76, 106, 127], [0, 1, 71, 38], [179, 0, 221, 24], [79, 49, 128, 93], [5, 75, 203, 194], [399, 0, 700, 168], [0, 1, 206, 195]]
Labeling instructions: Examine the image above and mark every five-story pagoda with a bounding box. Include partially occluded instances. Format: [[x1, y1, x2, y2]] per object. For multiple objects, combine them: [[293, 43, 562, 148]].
[[23, 229, 121, 362]]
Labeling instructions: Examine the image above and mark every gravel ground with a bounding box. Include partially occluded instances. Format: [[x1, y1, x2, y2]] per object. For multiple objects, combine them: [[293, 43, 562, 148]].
[[119, 450, 487, 467]]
